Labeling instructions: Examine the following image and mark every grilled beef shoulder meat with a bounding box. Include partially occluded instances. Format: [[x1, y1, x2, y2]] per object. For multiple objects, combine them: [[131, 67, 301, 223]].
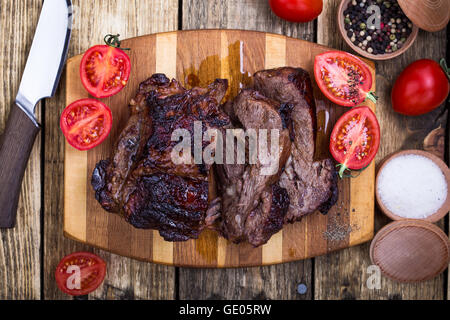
[[92, 74, 181, 212], [254, 67, 338, 222], [215, 89, 291, 246], [92, 67, 339, 246], [92, 74, 230, 241]]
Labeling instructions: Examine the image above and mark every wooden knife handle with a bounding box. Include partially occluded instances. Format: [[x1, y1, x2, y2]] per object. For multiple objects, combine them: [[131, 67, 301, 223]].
[[0, 105, 40, 228]]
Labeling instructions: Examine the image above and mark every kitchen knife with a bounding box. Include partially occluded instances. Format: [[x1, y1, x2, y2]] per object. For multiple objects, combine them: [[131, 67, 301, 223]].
[[0, 0, 72, 228]]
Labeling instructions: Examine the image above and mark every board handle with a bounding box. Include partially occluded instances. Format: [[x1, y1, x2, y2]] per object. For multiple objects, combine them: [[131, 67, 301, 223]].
[[0, 105, 40, 228]]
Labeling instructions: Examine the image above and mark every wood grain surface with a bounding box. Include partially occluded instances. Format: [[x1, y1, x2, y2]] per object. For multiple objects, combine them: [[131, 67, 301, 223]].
[[314, 0, 448, 300], [398, 0, 450, 32], [0, 0, 448, 300], [0, 0, 42, 300], [64, 30, 376, 267], [43, 0, 178, 300], [180, 0, 318, 299]]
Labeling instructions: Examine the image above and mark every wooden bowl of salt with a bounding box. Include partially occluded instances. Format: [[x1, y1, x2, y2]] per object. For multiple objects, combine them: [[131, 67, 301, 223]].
[[375, 150, 450, 223]]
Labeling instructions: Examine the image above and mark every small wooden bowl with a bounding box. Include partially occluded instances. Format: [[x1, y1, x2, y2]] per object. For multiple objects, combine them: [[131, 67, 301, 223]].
[[398, 0, 449, 32], [370, 220, 450, 283], [376, 150, 450, 223], [337, 0, 419, 60]]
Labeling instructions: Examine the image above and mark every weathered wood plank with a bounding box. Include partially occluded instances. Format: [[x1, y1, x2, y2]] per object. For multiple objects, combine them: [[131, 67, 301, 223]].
[[0, 0, 42, 300], [179, 0, 315, 300], [315, 0, 447, 300], [183, 0, 314, 42], [178, 263, 313, 300], [43, 0, 178, 300]]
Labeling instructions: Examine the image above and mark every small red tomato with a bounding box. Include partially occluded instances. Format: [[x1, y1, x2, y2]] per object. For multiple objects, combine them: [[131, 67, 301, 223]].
[[392, 59, 449, 116], [80, 35, 131, 98], [269, 0, 323, 23], [55, 252, 106, 296], [60, 98, 113, 151], [314, 51, 377, 107], [330, 106, 380, 178]]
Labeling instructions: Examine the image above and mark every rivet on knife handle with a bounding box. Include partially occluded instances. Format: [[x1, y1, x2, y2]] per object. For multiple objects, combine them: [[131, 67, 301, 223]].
[[0, 105, 40, 228]]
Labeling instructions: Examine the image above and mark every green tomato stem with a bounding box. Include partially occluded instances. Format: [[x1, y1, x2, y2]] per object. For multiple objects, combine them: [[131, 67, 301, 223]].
[[104, 34, 131, 51], [365, 91, 378, 104], [440, 58, 450, 81], [336, 163, 349, 179], [336, 163, 371, 179]]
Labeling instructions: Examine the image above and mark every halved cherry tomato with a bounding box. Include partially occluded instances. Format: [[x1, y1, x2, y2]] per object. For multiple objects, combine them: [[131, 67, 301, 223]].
[[330, 106, 380, 178], [55, 252, 106, 296], [314, 51, 377, 107], [80, 42, 131, 98], [60, 98, 112, 151]]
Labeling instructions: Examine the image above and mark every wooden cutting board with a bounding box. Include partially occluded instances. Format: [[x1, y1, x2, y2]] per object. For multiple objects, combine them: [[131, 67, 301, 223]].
[[64, 30, 376, 267]]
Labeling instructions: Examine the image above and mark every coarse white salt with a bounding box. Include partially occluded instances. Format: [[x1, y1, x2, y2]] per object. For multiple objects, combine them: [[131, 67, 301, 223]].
[[377, 154, 447, 219]]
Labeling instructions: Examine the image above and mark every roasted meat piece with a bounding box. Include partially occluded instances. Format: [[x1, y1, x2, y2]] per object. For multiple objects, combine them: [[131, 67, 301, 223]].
[[254, 67, 338, 222], [92, 74, 230, 241], [122, 173, 209, 241], [92, 67, 339, 247], [215, 89, 291, 246], [92, 74, 179, 212]]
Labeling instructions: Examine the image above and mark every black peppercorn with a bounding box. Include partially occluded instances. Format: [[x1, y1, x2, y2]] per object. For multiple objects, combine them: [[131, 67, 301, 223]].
[[343, 0, 413, 55]]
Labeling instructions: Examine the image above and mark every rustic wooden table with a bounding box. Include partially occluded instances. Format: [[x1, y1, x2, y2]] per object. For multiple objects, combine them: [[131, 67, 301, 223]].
[[0, 0, 448, 300]]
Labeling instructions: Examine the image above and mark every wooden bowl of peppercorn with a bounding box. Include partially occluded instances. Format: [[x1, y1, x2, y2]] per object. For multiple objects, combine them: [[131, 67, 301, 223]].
[[338, 0, 419, 60]]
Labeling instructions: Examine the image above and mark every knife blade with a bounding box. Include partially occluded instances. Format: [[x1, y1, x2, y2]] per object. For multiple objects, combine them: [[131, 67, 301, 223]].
[[0, 0, 72, 228], [17, 0, 72, 124]]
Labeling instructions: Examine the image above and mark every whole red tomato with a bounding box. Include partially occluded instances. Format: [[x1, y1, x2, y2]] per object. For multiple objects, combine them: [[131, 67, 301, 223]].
[[269, 0, 323, 23], [392, 59, 449, 116]]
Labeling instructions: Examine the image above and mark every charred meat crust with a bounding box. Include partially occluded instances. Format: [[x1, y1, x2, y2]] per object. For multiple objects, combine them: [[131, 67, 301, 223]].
[[140, 77, 230, 180], [243, 184, 290, 246], [92, 67, 339, 246], [92, 159, 117, 212], [124, 173, 209, 241], [92, 74, 230, 241], [317, 161, 339, 214]]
